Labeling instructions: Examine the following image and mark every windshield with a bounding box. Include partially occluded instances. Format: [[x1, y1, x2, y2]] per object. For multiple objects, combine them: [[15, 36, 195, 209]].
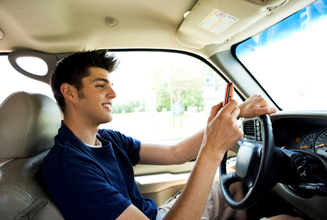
[[234, 0, 327, 111]]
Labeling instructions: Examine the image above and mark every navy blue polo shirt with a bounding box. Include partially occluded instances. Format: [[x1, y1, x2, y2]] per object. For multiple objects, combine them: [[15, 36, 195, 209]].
[[41, 122, 157, 220]]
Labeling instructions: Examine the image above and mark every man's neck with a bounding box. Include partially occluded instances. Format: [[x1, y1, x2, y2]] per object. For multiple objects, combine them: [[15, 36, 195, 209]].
[[63, 116, 99, 147]]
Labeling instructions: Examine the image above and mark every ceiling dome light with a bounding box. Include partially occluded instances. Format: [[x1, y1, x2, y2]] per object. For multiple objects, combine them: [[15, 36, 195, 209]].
[[106, 16, 118, 26]]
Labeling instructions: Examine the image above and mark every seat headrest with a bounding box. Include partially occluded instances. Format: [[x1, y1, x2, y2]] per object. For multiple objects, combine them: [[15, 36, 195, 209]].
[[0, 92, 61, 159]]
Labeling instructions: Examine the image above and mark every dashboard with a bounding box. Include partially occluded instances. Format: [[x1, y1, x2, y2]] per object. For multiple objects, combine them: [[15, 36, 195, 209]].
[[241, 111, 327, 220], [271, 112, 327, 159], [243, 111, 327, 159]]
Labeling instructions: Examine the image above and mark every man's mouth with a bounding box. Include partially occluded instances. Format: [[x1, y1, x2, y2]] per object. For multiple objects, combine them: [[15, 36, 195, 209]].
[[102, 103, 112, 111]]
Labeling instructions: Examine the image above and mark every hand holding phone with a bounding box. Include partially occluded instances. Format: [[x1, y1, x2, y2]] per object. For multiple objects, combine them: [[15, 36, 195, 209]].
[[223, 82, 234, 106]]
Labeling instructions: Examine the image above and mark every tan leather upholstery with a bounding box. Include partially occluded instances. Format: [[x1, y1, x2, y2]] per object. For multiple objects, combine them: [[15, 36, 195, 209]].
[[0, 92, 64, 219]]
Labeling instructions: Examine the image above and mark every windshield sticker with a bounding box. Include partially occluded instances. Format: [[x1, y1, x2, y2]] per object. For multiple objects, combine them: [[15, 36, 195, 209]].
[[199, 9, 238, 35]]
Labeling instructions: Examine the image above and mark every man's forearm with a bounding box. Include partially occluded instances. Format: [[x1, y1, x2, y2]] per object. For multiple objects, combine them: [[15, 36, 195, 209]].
[[163, 147, 223, 220], [172, 129, 205, 164]]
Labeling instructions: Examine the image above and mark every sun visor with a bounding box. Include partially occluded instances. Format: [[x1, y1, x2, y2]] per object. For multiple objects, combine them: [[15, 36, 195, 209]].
[[176, 0, 289, 49]]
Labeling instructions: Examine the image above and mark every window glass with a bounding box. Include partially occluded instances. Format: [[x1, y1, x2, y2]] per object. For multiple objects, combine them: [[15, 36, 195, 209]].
[[0, 51, 241, 142], [101, 52, 241, 141], [234, 0, 327, 110], [16, 57, 48, 76]]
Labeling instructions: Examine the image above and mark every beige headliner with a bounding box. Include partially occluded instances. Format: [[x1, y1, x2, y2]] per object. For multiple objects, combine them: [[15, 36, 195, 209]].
[[0, 0, 315, 58]]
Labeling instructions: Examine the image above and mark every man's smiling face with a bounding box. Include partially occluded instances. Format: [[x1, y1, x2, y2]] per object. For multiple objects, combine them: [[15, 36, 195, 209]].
[[76, 67, 116, 126]]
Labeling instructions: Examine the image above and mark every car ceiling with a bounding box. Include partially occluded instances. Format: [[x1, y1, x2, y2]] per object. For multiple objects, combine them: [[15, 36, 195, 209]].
[[0, 0, 315, 58]]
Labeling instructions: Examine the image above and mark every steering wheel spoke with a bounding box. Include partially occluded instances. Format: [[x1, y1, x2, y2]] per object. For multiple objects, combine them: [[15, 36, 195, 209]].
[[219, 114, 277, 209], [220, 172, 239, 188]]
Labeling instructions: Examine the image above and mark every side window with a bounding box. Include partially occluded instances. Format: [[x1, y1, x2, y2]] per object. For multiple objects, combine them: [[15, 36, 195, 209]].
[[102, 51, 241, 141]]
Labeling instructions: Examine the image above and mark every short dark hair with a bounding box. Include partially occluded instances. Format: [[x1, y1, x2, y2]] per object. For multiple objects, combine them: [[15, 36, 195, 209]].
[[50, 49, 119, 113]]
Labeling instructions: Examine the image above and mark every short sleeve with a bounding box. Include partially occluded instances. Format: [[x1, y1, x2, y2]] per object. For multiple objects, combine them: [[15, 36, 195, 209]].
[[98, 129, 141, 166]]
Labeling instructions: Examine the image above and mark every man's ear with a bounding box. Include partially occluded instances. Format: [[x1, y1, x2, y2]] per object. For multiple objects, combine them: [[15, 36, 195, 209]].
[[60, 83, 76, 101]]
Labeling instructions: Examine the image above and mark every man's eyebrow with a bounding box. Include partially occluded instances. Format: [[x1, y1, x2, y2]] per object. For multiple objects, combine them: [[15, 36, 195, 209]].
[[92, 78, 109, 83]]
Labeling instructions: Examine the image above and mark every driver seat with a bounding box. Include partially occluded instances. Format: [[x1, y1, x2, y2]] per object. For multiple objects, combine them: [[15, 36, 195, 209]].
[[0, 92, 64, 219]]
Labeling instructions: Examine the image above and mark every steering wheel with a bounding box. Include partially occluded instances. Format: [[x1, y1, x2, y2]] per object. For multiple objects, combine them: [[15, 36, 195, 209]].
[[219, 114, 276, 209]]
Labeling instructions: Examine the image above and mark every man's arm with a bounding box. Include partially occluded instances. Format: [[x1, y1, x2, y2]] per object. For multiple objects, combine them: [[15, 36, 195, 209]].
[[139, 95, 277, 165], [163, 100, 242, 220], [138, 128, 204, 165], [119, 101, 241, 220], [116, 204, 149, 220]]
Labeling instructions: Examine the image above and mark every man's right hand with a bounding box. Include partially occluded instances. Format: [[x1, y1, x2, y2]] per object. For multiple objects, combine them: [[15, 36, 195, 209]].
[[200, 100, 243, 161]]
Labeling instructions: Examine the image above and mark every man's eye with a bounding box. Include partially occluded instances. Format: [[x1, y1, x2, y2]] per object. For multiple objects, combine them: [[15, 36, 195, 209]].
[[96, 84, 105, 88]]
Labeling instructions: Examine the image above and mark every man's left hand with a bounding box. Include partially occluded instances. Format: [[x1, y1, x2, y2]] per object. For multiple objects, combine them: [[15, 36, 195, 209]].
[[238, 95, 277, 119]]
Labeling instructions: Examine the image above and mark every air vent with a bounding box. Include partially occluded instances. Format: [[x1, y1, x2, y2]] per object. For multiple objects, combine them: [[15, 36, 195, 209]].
[[243, 118, 262, 142], [244, 120, 255, 136]]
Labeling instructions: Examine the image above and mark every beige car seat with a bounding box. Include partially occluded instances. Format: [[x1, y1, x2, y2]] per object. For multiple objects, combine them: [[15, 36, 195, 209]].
[[0, 92, 64, 219]]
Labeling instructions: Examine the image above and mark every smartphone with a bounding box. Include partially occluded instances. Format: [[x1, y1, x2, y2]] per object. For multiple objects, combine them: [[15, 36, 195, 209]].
[[223, 82, 234, 106]]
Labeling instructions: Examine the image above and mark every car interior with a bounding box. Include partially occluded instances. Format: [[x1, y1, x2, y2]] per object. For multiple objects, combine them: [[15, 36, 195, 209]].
[[0, 0, 327, 219]]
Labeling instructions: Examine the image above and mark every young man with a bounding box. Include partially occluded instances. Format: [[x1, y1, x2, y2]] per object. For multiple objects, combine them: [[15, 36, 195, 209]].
[[41, 50, 281, 219]]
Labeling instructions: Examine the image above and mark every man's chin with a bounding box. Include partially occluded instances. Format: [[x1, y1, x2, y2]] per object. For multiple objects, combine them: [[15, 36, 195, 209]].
[[101, 116, 113, 124]]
